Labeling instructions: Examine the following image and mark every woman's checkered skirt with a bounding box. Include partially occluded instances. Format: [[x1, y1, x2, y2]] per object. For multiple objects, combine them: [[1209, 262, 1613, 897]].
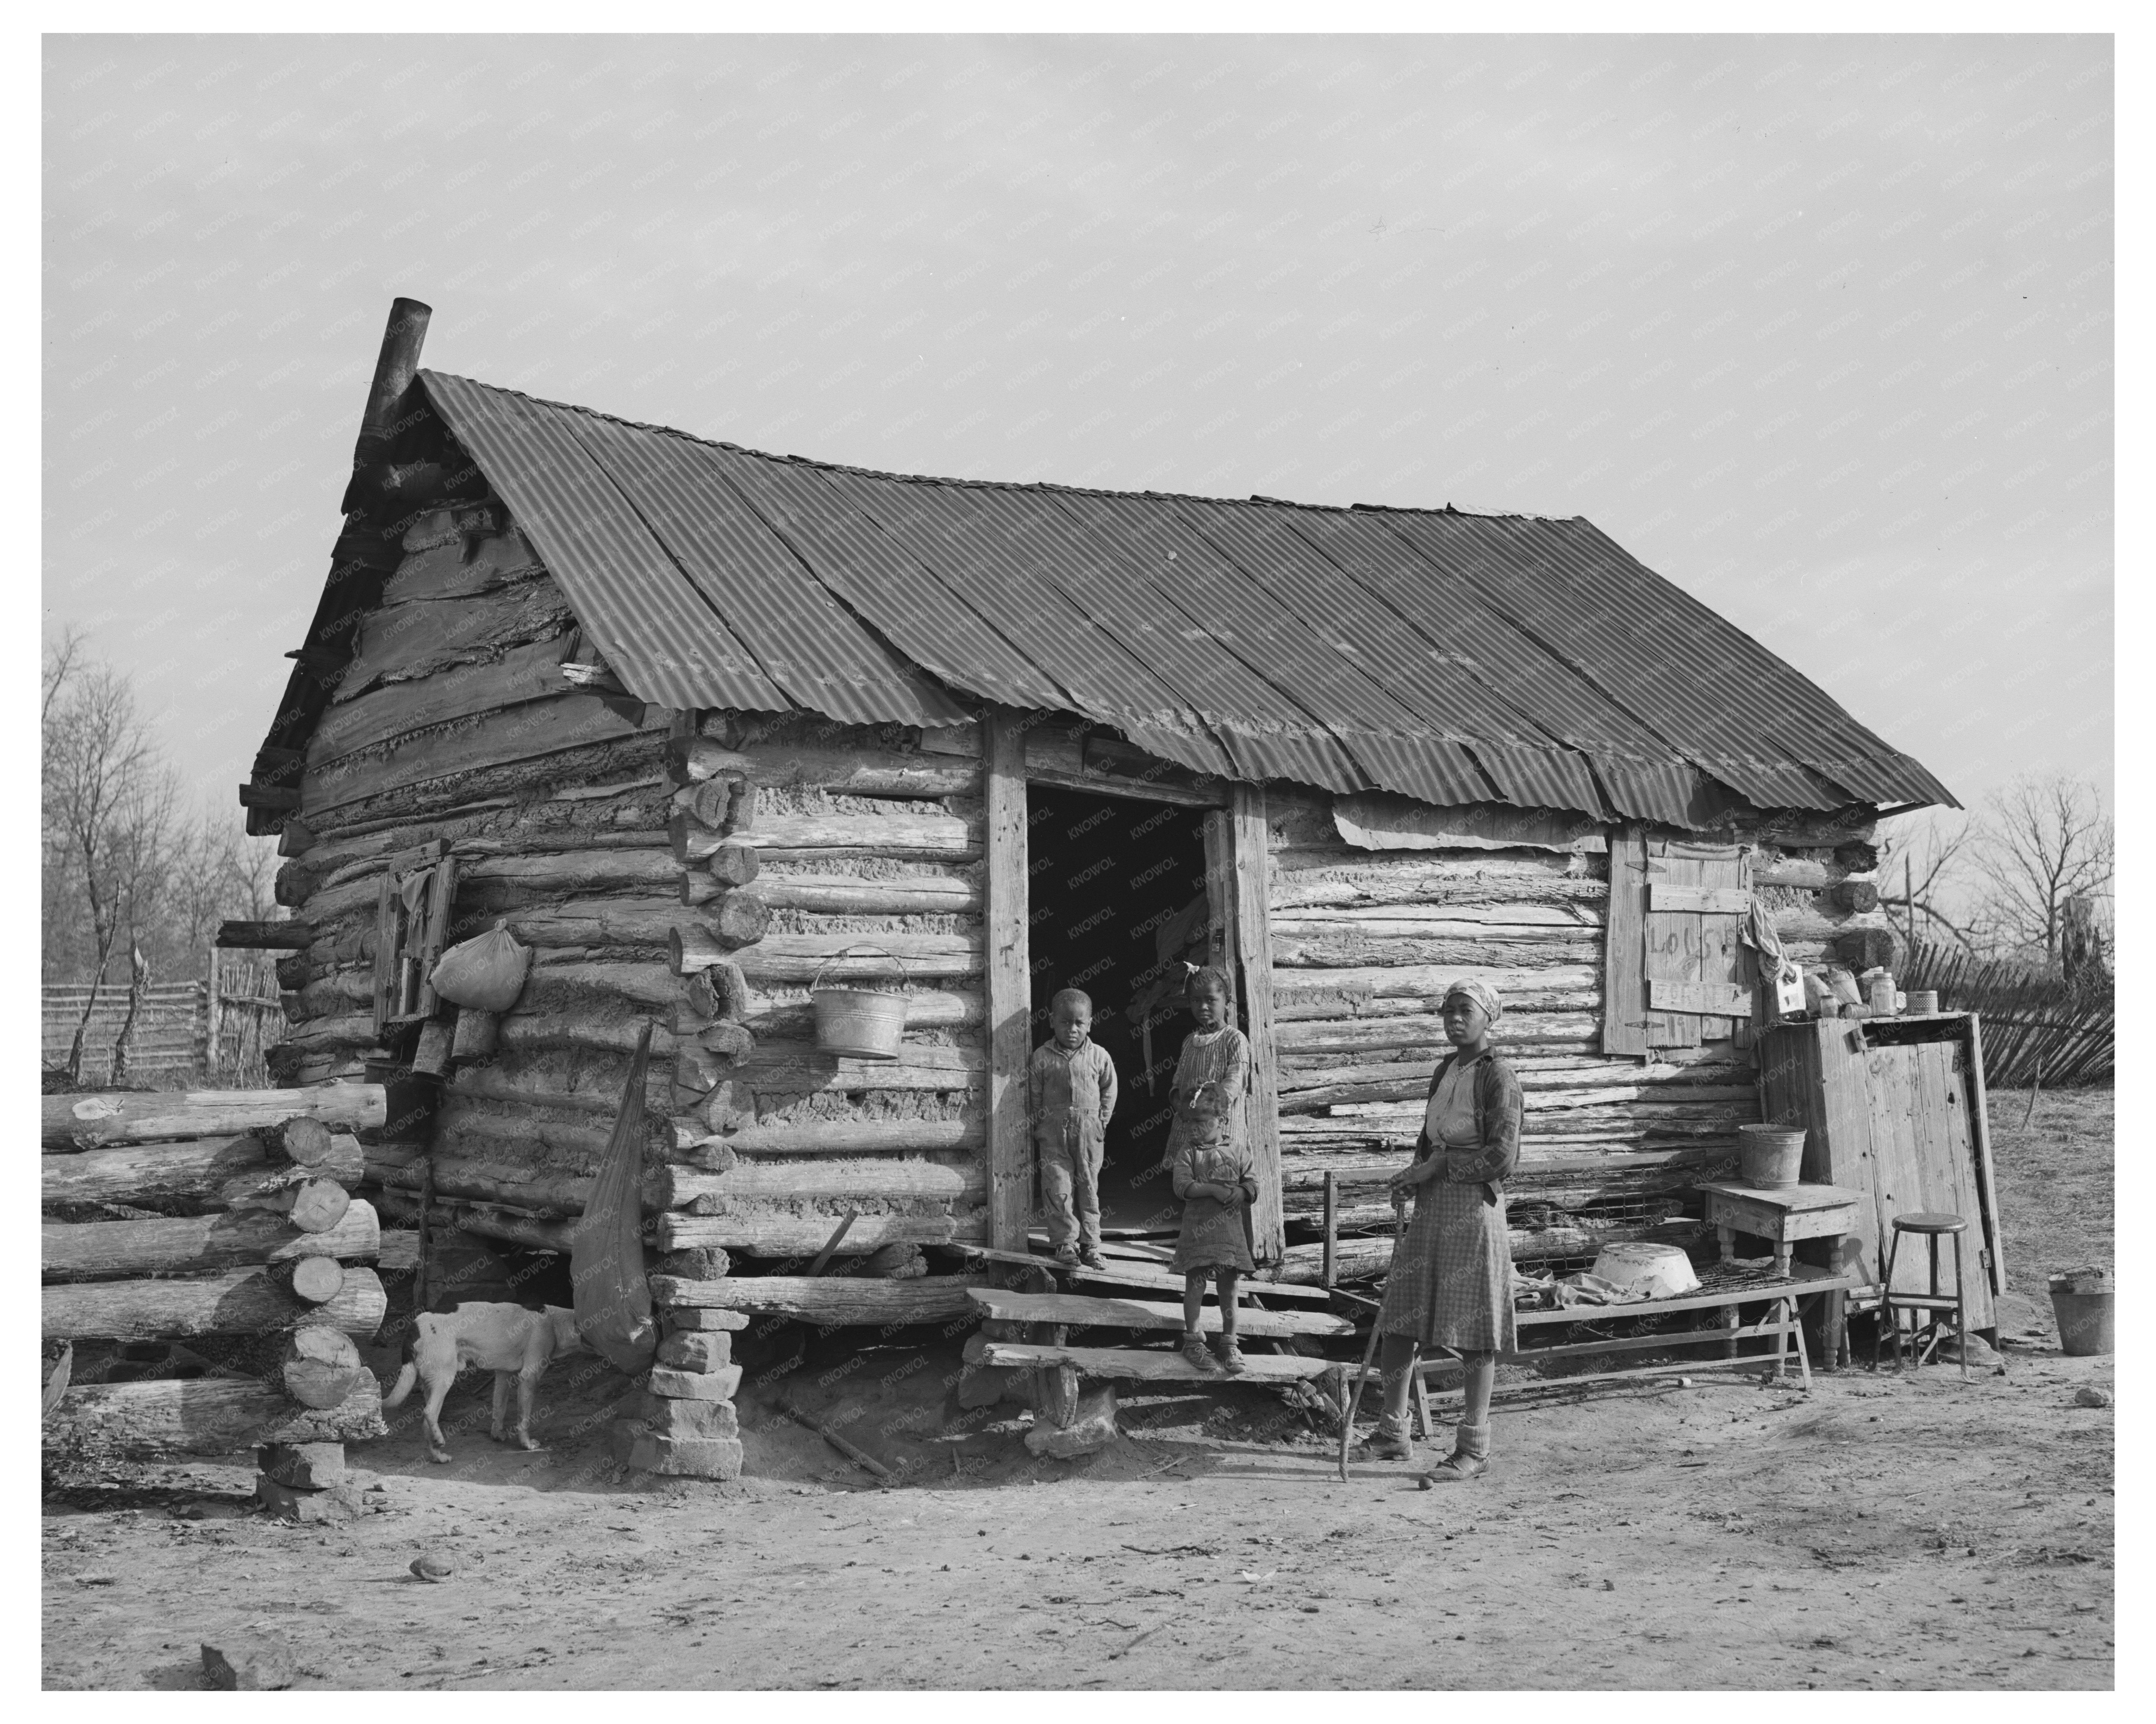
[[1376, 1177, 1518, 1354]]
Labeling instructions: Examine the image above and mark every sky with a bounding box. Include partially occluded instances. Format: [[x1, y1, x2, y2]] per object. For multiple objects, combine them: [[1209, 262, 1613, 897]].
[[42, 32, 2114, 828]]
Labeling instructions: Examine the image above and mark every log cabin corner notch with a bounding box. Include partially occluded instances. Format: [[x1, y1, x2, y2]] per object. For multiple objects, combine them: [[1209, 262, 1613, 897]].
[[247, 299, 1956, 1469]]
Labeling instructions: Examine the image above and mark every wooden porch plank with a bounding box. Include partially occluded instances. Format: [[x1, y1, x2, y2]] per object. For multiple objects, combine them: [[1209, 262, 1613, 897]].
[[980, 1340, 1335, 1382], [966, 1288, 1352, 1338]]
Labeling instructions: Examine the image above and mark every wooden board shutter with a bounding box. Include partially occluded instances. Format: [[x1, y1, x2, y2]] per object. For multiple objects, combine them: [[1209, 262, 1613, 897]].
[[1600, 824, 1651, 1056], [1643, 841, 1749, 1048]]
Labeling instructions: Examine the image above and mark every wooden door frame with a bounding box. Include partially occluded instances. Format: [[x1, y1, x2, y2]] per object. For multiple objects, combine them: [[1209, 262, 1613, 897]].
[[983, 716, 1283, 1261]]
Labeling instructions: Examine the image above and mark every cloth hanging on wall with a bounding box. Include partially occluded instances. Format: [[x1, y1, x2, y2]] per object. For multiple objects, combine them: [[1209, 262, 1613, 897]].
[[572, 1021, 658, 1374]]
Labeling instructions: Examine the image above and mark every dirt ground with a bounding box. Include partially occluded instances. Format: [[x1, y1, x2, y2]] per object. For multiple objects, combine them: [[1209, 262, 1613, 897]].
[[43, 1087, 2114, 1691]]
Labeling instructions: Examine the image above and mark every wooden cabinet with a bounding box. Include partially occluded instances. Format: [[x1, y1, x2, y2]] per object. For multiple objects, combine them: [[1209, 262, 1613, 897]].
[[1757, 1014, 2004, 1334]]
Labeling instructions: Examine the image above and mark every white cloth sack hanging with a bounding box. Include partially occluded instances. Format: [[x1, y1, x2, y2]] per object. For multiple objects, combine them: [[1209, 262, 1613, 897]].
[[428, 919, 533, 1013]]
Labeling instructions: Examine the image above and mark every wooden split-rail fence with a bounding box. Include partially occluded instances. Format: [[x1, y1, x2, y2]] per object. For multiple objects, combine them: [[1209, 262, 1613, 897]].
[[42, 948, 284, 1088], [40, 1083, 414, 1517]]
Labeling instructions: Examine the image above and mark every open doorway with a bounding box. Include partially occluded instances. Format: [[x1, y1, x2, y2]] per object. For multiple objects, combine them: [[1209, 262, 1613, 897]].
[[1025, 785, 1214, 1233]]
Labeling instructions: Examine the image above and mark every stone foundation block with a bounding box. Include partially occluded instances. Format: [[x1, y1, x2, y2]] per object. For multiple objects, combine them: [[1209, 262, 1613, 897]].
[[627, 1392, 740, 1439], [256, 1441, 346, 1489], [662, 1307, 750, 1333], [648, 1364, 743, 1400], [253, 1475, 361, 1523], [657, 1331, 732, 1372], [610, 1421, 744, 1479]]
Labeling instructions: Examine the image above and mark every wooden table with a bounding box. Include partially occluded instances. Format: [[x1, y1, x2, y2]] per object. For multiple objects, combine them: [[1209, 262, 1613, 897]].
[[1698, 1181, 1864, 1367], [1502, 1261, 1861, 1389]]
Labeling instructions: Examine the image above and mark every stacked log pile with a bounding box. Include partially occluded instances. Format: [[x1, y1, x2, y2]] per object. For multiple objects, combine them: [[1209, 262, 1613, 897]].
[[41, 1086, 391, 1501], [1259, 793, 1895, 1277]]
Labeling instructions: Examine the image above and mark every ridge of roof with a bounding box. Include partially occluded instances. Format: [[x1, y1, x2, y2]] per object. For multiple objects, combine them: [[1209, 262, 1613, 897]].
[[419, 369, 1569, 527]]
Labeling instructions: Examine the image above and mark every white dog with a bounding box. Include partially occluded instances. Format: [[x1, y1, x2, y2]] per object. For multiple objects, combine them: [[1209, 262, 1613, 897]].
[[382, 1303, 587, 1463]]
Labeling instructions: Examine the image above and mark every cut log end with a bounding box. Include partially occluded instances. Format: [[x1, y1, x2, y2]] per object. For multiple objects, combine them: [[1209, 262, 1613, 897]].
[[278, 1117, 337, 1167], [283, 1178, 353, 1235], [275, 1256, 347, 1306], [708, 843, 760, 888]]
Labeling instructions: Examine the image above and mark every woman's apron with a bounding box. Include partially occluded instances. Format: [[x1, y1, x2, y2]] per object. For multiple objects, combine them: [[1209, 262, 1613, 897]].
[[1375, 1058, 1519, 1353]]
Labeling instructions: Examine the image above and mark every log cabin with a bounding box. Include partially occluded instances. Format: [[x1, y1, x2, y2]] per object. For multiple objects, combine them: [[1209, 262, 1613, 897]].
[[237, 299, 1954, 1470]]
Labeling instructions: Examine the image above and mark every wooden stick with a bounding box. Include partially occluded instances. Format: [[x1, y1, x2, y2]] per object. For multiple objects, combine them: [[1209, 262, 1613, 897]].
[[776, 1398, 891, 1480], [1338, 1191, 1405, 1481], [806, 1210, 858, 1278]]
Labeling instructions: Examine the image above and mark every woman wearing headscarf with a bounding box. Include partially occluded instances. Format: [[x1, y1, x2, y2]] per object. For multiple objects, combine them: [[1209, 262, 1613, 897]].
[[1358, 977, 1523, 1483]]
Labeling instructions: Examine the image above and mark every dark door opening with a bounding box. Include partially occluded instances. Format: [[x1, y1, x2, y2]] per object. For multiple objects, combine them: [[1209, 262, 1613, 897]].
[[1025, 785, 1215, 1234]]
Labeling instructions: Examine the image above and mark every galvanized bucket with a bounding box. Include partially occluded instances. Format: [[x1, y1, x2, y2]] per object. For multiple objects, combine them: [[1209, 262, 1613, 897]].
[[1738, 1123, 1806, 1188], [809, 944, 909, 1061]]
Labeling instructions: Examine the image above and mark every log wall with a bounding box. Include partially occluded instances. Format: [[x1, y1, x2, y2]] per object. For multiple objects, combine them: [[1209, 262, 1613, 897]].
[[272, 506, 983, 1279], [1259, 788, 1895, 1267], [273, 500, 679, 1190], [662, 711, 991, 1258]]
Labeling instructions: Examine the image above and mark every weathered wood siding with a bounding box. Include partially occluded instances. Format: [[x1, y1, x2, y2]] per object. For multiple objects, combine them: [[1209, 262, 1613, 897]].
[[1260, 787, 1898, 1257]]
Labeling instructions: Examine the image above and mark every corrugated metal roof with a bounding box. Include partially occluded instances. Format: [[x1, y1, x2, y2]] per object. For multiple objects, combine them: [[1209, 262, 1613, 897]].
[[423, 371, 786, 714], [556, 410, 967, 727], [414, 369, 1955, 824]]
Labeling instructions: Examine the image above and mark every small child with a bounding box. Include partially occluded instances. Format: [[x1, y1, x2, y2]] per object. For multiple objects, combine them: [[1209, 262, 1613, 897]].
[[1166, 965, 1257, 1374], [1028, 988, 1119, 1269]]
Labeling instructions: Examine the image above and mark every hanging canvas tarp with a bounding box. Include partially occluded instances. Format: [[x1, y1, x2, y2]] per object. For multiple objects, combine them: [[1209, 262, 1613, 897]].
[[571, 1022, 659, 1374]]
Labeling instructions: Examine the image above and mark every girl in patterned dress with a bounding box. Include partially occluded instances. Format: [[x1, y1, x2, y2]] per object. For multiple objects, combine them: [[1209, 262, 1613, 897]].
[[1166, 966, 1257, 1375], [1359, 978, 1523, 1482]]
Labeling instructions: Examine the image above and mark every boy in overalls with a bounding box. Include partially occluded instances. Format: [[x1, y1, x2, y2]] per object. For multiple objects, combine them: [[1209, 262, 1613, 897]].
[[1028, 987, 1119, 1268]]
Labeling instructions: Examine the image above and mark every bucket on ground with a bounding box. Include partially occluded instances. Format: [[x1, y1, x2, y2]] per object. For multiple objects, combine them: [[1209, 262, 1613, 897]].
[[809, 944, 910, 1060], [2048, 1268, 2114, 1357], [1738, 1124, 1806, 1188]]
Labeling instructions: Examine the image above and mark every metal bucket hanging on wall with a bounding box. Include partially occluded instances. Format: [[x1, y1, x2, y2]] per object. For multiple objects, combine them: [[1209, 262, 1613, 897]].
[[809, 944, 909, 1060]]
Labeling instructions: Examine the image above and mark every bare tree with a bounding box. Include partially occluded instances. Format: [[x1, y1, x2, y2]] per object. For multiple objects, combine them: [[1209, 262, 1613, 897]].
[[1876, 808, 1980, 952], [165, 811, 280, 961], [42, 637, 184, 1081], [46, 632, 290, 1084], [1968, 772, 2114, 965]]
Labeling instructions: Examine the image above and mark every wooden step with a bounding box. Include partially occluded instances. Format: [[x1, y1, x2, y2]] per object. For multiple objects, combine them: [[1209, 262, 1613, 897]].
[[1028, 1230, 1174, 1265], [951, 1244, 1336, 1307], [968, 1288, 1353, 1339], [981, 1341, 1340, 1383]]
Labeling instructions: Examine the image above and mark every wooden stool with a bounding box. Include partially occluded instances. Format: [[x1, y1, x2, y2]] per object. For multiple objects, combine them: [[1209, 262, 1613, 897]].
[[1880, 1212, 1972, 1382]]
